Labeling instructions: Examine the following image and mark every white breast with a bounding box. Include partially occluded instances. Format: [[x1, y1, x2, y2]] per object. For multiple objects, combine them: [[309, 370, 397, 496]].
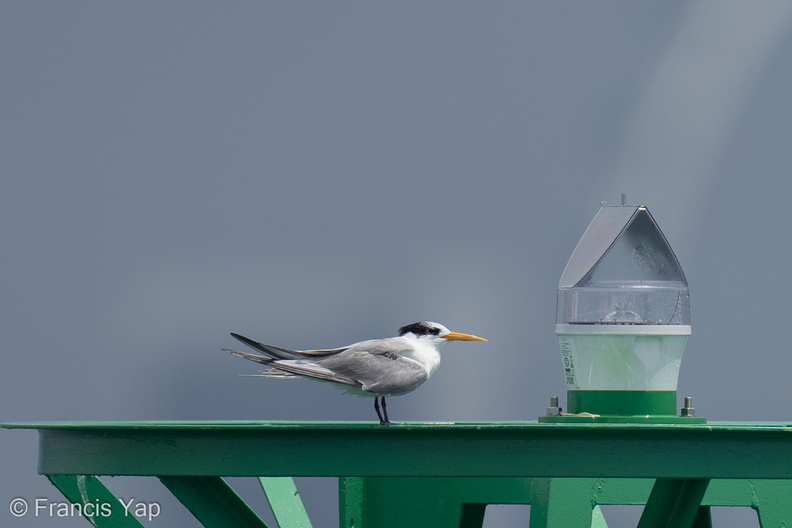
[[400, 337, 443, 376]]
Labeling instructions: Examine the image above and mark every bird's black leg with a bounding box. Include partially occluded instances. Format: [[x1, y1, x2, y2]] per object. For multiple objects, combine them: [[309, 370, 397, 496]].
[[374, 396, 391, 425], [381, 397, 390, 425], [373, 396, 382, 423]]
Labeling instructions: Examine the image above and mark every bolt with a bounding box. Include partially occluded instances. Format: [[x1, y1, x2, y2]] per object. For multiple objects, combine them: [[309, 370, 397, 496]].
[[680, 396, 696, 417], [546, 396, 562, 416]]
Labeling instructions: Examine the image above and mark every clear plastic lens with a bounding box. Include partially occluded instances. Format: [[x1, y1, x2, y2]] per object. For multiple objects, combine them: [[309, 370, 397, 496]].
[[557, 282, 690, 325]]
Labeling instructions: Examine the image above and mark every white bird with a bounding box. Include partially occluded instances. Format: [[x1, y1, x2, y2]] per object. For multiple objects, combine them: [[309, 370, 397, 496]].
[[223, 321, 487, 424]]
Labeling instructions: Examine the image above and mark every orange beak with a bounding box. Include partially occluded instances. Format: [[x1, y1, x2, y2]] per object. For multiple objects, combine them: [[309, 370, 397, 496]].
[[444, 331, 487, 342]]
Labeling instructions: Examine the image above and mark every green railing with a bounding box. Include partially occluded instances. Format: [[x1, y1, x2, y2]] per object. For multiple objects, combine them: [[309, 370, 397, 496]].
[[4, 421, 792, 527]]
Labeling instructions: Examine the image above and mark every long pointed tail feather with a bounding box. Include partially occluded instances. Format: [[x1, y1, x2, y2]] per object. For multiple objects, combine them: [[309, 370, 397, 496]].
[[223, 348, 274, 366], [229, 333, 303, 359]]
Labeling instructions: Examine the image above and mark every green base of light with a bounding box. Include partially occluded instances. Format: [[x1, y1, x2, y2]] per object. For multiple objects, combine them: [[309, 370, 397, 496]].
[[570, 390, 677, 415], [537, 390, 707, 424]]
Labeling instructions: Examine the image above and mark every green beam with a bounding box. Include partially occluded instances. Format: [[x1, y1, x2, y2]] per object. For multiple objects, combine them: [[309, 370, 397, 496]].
[[752, 479, 792, 527], [5, 421, 792, 479], [11, 422, 792, 528], [258, 477, 313, 528], [591, 505, 609, 528], [47, 475, 146, 528], [459, 503, 487, 528], [339, 477, 525, 528], [637, 478, 710, 528], [338, 476, 364, 527], [159, 476, 270, 528], [529, 478, 600, 527], [691, 507, 713, 528]]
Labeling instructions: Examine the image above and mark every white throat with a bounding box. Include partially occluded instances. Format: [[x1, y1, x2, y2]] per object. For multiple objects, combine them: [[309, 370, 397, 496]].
[[401, 335, 445, 375]]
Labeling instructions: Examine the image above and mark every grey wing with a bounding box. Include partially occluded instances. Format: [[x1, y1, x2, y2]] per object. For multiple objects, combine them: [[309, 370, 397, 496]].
[[259, 360, 364, 389], [317, 350, 429, 396], [224, 347, 364, 388], [230, 333, 349, 359]]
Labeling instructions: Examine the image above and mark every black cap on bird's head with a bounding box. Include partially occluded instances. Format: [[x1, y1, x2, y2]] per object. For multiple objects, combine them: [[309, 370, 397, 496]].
[[398, 321, 487, 342], [398, 321, 443, 337]]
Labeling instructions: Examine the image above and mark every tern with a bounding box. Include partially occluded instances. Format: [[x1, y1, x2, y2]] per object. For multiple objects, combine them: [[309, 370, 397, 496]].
[[224, 321, 487, 424]]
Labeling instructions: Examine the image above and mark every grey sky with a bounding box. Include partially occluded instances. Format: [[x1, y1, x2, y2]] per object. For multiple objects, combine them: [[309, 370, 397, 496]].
[[3, 2, 792, 526]]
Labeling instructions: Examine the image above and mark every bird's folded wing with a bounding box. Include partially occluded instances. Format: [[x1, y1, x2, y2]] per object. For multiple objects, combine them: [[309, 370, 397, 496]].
[[262, 359, 363, 388], [225, 348, 360, 386], [230, 333, 349, 359], [318, 350, 429, 396], [343, 337, 413, 357]]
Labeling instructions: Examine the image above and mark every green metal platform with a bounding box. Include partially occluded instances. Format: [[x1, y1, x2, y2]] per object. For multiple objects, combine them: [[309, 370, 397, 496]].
[[5, 420, 792, 527]]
